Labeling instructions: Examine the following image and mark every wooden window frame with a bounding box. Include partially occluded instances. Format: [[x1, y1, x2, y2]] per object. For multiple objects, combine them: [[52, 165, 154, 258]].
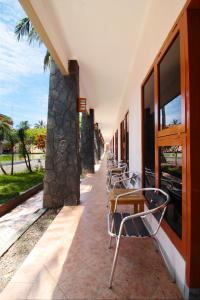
[[120, 112, 129, 164], [155, 21, 186, 138], [115, 130, 118, 161], [141, 16, 187, 258]]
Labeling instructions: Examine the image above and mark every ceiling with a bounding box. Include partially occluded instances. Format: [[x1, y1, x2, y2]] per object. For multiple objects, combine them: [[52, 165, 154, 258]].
[[20, 0, 150, 141]]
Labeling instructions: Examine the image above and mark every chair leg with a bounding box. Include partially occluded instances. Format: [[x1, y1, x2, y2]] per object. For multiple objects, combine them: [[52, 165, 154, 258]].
[[108, 220, 114, 249], [109, 235, 121, 288]]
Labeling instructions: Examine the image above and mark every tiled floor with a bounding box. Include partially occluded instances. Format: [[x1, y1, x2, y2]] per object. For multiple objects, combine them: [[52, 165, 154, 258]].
[[0, 192, 45, 257], [0, 158, 182, 299]]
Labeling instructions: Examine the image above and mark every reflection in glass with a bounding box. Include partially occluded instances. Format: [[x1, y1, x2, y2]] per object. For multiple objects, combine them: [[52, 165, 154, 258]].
[[160, 146, 182, 238], [159, 34, 182, 130], [144, 72, 155, 188]]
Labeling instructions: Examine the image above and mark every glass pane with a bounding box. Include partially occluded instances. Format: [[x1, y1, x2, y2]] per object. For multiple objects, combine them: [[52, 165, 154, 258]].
[[159, 34, 182, 130], [144, 72, 155, 189], [160, 145, 182, 238]]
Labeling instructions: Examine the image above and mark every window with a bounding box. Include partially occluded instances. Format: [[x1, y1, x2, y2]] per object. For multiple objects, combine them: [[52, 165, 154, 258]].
[[142, 24, 187, 254], [159, 34, 182, 130], [120, 112, 129, 165], [160, 145, 182, 238], [143, 72, 155, 188]]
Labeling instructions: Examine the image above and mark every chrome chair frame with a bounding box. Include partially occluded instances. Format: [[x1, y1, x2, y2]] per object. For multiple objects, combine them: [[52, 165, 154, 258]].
[[107, 187, 170, 288], [106, 164, 127, 192], [110, 171, 137, 191]]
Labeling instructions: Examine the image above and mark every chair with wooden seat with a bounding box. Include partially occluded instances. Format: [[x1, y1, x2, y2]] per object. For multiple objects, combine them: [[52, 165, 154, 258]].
[[106, 163, 127, 192], [110, 170, 138, 190], [107, 187, 169, 288]]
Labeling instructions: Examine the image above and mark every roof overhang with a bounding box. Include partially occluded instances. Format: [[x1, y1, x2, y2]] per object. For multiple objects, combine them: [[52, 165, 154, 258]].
[[19, 0, 150, 141]]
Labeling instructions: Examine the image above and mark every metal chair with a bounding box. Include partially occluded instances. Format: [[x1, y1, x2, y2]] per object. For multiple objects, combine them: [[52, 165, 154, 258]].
[[110, 171, 138, 191], [107, 187, 170, 288], [106, 163, 127, 192]]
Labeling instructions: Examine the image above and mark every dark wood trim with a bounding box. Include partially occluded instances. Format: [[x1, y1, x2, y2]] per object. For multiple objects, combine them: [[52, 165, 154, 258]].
[[141, 68, 154, 188], [115, 129, 118, 161], [141, 0, 200, 289], [120, 112, 129, 165], [141, 3, 189, 260], [184, 7, 200, 288]]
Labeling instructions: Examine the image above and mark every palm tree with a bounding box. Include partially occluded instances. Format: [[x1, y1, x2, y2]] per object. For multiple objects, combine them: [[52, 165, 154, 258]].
[[6, 129, 19, 175], [15, 17, 51, 70], [17, 127, 32, 173], [18, 121, 30, 131], [0, 117, 11, 175], [34, 120, 46, 129]]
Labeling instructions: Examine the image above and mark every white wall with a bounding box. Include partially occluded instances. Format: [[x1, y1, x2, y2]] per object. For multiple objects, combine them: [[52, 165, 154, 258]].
[[113, 0, 187, 297]]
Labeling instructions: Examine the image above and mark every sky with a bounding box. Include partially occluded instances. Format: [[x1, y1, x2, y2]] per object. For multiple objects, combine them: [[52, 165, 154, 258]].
[[0, 0, 49, 128], [160, 95, 182, 126]]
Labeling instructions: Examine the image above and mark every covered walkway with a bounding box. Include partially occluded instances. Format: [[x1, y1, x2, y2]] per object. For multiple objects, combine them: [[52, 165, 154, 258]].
[[0, 158, 182, 299]]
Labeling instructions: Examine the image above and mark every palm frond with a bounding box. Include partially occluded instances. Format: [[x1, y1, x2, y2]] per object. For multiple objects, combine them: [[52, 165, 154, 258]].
[[28, 27, 43, 45], [15, 17, 30, 41], [44, 50, 51, 71], [0, 120, 11, 142], [15, 17, 51, 71]]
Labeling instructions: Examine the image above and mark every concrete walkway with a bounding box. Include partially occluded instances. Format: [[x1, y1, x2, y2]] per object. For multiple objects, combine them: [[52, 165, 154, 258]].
[[0, 158, 182, 299], [0, 192, 45, 257], [0, 159, 45, 174]]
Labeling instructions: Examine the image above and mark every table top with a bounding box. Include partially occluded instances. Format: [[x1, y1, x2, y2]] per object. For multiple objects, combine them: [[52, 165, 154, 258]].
[[110, 168, 123, 173], [109, 189, 145, 202]]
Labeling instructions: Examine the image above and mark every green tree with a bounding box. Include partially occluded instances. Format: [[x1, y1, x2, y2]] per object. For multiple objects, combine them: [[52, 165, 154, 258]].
[[26, 127, 46, 148], [15, 17, 51, 71], [0, 117, 11, 175], [18, 121, 30, 131], [17, 127, 32, 173], [6, 129, 19, 175], [34, 120, 46, 129]]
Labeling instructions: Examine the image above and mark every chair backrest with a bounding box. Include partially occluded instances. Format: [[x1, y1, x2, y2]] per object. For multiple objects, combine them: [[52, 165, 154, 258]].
[[121, 171, 138, 189], [142, 188, 170, 235], [114, 188, 169, 236]]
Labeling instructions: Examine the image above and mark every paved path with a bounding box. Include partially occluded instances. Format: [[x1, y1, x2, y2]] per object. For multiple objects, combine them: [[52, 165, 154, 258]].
[[0, 192, 45, 257], [0, 159, 45, 174], [0, 158, 182, 300]]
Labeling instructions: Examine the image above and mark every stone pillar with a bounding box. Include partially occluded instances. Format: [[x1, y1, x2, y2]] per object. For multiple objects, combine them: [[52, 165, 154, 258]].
[[80, 109, 95, 173], [97, 129, 101, 160], [94, 134, 98, 164], [94, 124, 100, 161], [43, 60, 80, 208]]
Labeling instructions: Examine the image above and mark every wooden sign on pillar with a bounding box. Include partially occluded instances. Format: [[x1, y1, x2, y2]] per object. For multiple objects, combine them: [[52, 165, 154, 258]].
[[77, 98, 86, 112]]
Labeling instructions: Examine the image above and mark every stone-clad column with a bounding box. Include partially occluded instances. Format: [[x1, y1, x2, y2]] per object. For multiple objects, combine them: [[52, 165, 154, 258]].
[[43, 60, 80, 208], [80, 109, 95, 173], [94, 124, 100, 161]]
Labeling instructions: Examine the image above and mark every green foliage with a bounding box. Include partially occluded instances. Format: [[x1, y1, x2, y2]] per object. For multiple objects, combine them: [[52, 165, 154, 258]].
[[18, 121, 30, 131], [15, 17, 51, 71], [161, 165, 182, 179], [26, 127, 46, 146], [34, 120, 46, 129], [17, 125, 32, 172], [15, 17, 42, 45], [0, 119, 11, 143], [0, 154, 44, 163], [5, 129, 19, 147], [0, 171, 44, 204]]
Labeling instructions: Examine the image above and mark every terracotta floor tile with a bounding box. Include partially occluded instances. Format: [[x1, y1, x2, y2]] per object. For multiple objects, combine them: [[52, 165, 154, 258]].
[[0, 157, 182, 299]]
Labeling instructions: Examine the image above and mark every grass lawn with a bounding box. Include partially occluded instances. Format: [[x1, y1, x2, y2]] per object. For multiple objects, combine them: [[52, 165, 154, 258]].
[[0, 154, 45, 163], [0, 171, 44, 205]]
